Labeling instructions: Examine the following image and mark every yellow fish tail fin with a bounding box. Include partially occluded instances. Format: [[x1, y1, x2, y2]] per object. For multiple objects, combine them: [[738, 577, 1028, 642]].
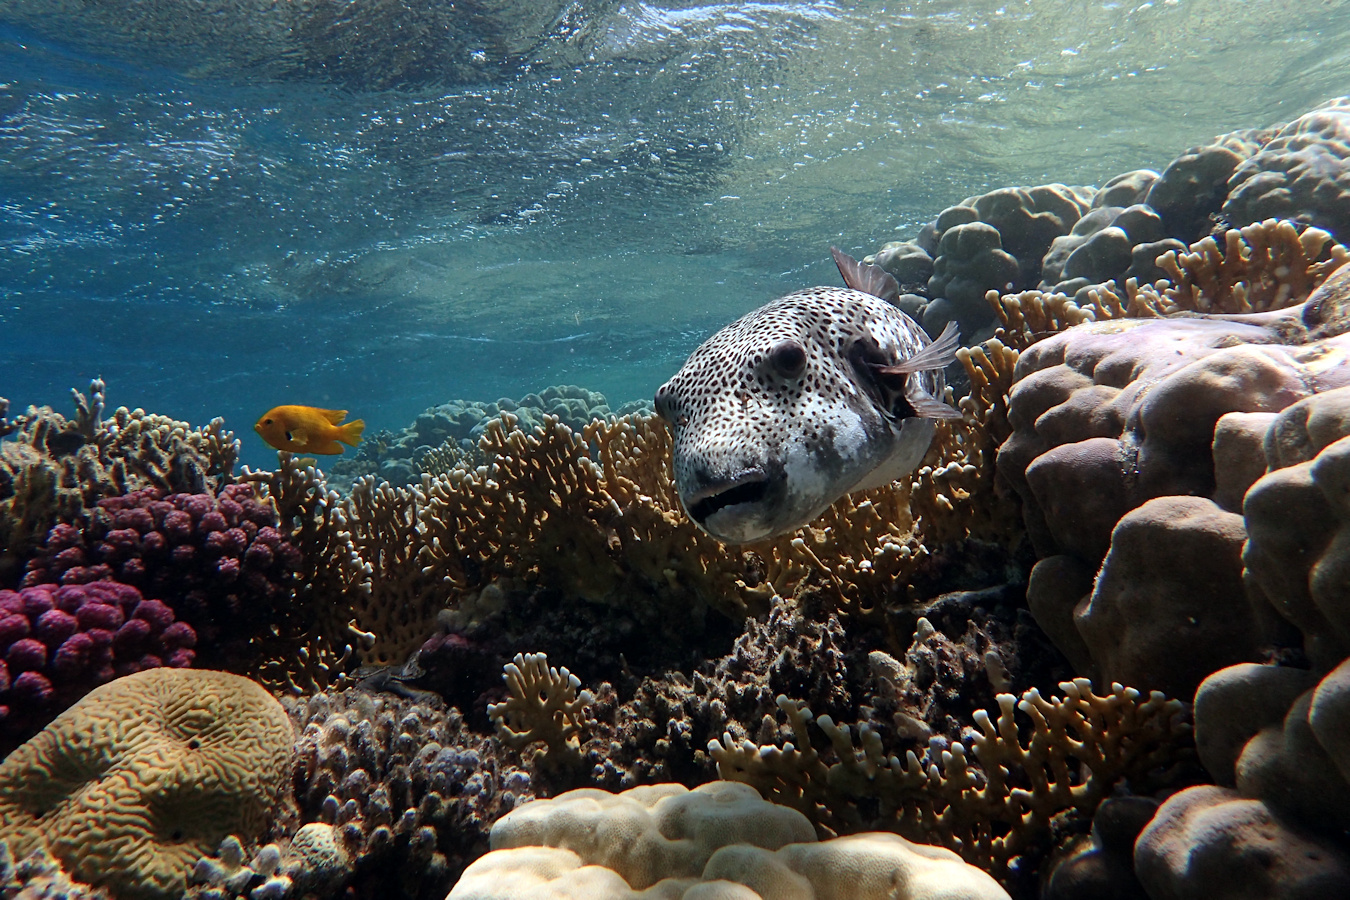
[[319, 408, 349, 425], [339, 419, 366, 446]]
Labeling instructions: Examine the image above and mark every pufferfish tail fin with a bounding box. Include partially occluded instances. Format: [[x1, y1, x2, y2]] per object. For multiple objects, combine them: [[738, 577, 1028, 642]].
[[319, 408, 349, 425], [337, 419, 365, 447]]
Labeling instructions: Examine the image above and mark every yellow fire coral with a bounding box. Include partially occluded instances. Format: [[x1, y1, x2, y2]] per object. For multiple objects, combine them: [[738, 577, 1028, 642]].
[[0, 668, 294, 900], [248, 380, 1018, 688]]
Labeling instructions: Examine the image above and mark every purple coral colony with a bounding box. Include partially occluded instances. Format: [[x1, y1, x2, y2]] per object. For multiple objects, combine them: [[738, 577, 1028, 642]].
[[3, 89, 1350, 900]]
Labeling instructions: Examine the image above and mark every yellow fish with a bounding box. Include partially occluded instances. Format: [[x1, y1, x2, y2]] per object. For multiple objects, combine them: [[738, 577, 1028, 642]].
[[254, 405, 365, 455]]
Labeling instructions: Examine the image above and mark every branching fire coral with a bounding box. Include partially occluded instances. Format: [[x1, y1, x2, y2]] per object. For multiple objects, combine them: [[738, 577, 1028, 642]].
[[237, 342, 1022, 690], [709, 678, 1190, 881], [488, 652, 595, 769]]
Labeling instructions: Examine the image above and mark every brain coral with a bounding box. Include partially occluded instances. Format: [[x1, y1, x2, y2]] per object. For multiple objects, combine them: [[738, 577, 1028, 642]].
[[450, 782, 1009, 900], [0, 668, 294, 900]]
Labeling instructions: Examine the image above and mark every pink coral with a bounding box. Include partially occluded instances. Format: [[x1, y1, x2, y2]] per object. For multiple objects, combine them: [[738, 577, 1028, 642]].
[[0, 582, 195, 744], [23, 484, 300, 668]]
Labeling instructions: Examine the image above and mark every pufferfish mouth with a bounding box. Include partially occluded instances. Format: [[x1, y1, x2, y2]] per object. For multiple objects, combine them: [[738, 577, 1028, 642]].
[[686, 471, 771, 526]]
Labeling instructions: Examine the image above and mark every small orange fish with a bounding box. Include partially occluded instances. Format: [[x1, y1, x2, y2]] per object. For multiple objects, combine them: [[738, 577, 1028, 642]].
[[254, 405, 365, 455]]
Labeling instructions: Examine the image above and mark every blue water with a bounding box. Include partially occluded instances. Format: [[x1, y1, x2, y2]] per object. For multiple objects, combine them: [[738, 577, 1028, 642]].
[[2, 0, 1348, 470]]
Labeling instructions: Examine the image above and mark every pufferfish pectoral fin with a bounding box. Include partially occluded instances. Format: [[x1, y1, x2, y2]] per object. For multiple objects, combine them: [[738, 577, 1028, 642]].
[[907, 393, 964, 420], [875, 321, 961, 376]]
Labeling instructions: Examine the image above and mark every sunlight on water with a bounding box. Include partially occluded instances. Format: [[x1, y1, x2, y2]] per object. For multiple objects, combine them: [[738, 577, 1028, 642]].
[[1, 0, 1348, 468]]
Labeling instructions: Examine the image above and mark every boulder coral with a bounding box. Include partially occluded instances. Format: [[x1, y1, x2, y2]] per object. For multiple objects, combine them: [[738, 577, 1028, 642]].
[[0, 668, 293, 900], [998, 256, 1350, 697], [1225, 97, 1350, 242], [449, 782, 1009, 900], [1131, 384, 1350, 898]]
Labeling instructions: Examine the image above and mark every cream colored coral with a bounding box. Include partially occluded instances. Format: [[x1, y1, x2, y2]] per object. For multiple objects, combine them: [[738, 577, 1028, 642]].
[[489, 652, 596, 765], [448, 782, 1007, 900], [0, 669, 294, 900]]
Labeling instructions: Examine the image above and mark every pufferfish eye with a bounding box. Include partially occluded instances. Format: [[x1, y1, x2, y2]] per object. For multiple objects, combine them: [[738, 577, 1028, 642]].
[[654, 387, 674, 422], [767, 339, 807, 379]]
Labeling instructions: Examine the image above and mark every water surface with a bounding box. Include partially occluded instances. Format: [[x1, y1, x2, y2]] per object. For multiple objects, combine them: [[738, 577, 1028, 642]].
[[1, 0, 1346, 468]]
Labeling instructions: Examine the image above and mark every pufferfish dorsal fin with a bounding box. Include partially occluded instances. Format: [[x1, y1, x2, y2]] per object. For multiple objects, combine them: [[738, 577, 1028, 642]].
[[831, 246, 899, 303], [318, 408, 348, 425]]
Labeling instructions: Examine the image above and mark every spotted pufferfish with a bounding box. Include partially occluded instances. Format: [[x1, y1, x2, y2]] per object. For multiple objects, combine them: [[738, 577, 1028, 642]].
[[655, 248, 961, 544]]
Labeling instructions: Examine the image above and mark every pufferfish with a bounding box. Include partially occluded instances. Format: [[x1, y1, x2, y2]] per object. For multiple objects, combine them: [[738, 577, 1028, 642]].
[[254, 405, 365, 455], [655, 247, 961, 544]]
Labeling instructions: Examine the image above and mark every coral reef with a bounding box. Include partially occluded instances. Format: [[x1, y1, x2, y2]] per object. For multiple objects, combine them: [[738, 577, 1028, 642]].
[[0, 582, 195, 747], [0, 668, 293, 900], [450, 782, 1008, 900], [326, 385, 634, 489], [11, 94, 1350, 900], [0, 382, 238, 587]]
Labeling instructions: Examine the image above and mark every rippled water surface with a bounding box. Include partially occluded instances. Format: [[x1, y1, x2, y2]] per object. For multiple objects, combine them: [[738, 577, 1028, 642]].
[[1, 0, 1347, 467]]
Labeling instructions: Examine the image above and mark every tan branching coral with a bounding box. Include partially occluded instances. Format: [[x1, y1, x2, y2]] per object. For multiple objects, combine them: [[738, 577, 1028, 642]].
[[1158, 218, 1349, 314], [489, 652, 595, 768], [984, 289, 1098, 351], [241, 455, 364, 691], [248, 375, 1021, 686], [709, 679, 1189, 881], [986, 219, 1350, 351]]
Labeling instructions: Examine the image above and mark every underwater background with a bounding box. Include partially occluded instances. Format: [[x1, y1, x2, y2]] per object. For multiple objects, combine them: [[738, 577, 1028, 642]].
[[5, 3, 1350, 900], [2, 0, 1347, 470]]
